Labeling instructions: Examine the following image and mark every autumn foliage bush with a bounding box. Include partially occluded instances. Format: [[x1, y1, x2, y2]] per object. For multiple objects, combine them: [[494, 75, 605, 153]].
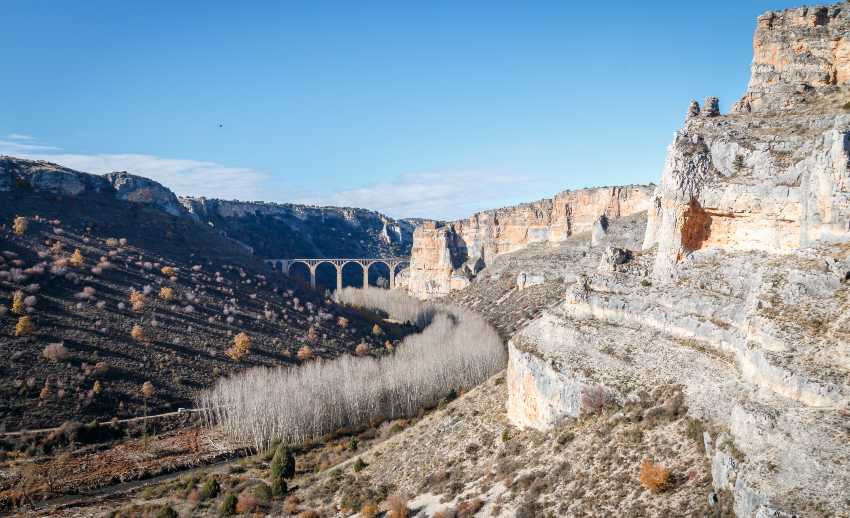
[[226, 332, 251, 361], [12, 216, 27, 236], [129, 289, 146, 312], [639, 459, 670, 493], [15, 316, 34, 336]]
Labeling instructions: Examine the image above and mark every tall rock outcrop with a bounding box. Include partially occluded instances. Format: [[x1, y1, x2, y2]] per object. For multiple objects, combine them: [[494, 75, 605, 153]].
[[407, 185, 653, 298], [645, 3, 850, 280]]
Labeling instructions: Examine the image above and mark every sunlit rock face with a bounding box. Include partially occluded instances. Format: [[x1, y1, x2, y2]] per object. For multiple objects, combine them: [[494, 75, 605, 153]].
[[407, 186, 654, 299], [645, 3, 850, 281], [733, 3, 850, 114], [0, 156, 186, 216], [504, 3, 850, 516]]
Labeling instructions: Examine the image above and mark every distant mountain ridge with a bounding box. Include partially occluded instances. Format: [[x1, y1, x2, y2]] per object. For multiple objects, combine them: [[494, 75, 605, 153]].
[[0, 156, 418, 259]]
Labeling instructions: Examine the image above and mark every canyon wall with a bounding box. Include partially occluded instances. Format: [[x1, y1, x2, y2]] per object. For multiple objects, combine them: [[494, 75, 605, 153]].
[[407, 185, 653, 299], [180, 197, 416, 259], [505, 3, 850, 516]]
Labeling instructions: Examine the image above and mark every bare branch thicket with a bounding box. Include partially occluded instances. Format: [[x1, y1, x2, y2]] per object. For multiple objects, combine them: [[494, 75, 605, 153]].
[[199, 289, 505, 451], [334, 287, 441, 327]]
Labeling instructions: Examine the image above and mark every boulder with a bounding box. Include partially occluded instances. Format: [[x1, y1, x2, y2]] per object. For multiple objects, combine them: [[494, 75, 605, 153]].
[[591, 214, 609, 246], [598, 247, 632, 272], [686, 99, 701, 120], [701, 96, 721, 117], [516, 272, 545, 290]]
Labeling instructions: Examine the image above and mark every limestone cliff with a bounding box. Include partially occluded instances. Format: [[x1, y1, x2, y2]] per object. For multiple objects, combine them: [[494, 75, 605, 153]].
[[504, 3, 850, 516], [407, 185, 653, 299], [645, 2, 850, 280]]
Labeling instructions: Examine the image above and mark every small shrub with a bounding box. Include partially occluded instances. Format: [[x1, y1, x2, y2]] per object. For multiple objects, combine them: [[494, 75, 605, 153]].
[[639, 459, 670, 493], [43, 342, 70, 362], [219, 493, 237, 516], [361, 503, 378, 518], [271, 475, 288, 497], [226, 332, 251, 361], [297, 345, 314, 361], [386, 494, 409, 518], [685, 418, 705, 452], [11, 291, 25, 316], [159, 287, 174, 301], [161, 266, 176, 277], [69, 249, 84, 268], [271, 444, 296, 479], [337, 316, 349, 328], [200, 478, 220, 500], [155, 506, 178, 518], [15, 316, 34, 336], [732, 154, 745, 173], [131, 324, 147, 343], [355, 343, 370, 356], [129, 289, 146, 312], [13, 216, 28, 236], [580, 384, 610, 415], [252, 482, 272, 504], [843, 101, 850, 111], [372, 324, 383, 336], [353, 457, 368, 472]]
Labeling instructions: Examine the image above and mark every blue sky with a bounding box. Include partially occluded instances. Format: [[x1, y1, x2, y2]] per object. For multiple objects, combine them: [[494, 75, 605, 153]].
[[0, 1, 807, 219]]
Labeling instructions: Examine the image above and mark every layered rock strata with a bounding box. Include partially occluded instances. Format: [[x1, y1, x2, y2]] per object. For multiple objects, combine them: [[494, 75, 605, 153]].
[[507, 3, 850, 516], [407, 185, 653, 299]]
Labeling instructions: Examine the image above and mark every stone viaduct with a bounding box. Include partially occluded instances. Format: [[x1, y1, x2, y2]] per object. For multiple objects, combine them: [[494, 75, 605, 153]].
[[266, 258, 409, 291]]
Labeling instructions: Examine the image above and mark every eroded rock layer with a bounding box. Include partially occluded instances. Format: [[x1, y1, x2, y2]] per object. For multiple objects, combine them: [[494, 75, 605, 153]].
[[506, 3, 850, 516], [407, 185, 653, 299]]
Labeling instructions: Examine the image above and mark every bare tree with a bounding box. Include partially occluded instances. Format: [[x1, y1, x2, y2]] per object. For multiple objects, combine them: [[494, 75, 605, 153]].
[[199, 289, 505, 452]]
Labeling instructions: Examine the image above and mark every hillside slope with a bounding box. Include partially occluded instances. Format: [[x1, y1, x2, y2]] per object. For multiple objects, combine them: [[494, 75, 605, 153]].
[[0, 159, 408, 430]]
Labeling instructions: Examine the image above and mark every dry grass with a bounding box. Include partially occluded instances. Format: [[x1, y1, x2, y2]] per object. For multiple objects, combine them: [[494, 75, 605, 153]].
[[386, 494, 409, 518]]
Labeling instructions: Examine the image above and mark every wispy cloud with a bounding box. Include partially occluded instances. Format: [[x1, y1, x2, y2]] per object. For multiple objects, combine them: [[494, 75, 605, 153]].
[[7, 133, 35, 141], [0, 138, 269, 201], [296, 170, 551, 220]]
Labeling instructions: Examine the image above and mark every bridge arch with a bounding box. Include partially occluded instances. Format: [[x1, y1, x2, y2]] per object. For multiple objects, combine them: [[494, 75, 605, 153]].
[[265, 257, 409, 292]]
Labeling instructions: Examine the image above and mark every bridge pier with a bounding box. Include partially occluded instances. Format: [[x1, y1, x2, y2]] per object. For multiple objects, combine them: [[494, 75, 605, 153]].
[[266, 257, 409, 292]]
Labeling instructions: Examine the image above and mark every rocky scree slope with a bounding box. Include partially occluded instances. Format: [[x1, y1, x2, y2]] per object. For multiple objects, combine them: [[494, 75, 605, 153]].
[[503, 3, 850, 517], [0, 159, 409, 430]]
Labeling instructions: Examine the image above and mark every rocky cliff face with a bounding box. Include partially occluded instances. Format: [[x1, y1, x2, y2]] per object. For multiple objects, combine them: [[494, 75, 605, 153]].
[[179, 197, 415, 259], [0, 156, 415, 260], [407, 186, 653, 298], [504, 3, 850, 516], [0, 156, 185, 217]]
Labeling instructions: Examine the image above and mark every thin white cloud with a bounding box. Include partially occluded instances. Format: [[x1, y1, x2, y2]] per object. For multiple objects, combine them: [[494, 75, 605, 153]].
[[7, 133, 35, 141], [0, 139, 63, 153], [0, 139, 269, 201], [296, 170, 551, 220]]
